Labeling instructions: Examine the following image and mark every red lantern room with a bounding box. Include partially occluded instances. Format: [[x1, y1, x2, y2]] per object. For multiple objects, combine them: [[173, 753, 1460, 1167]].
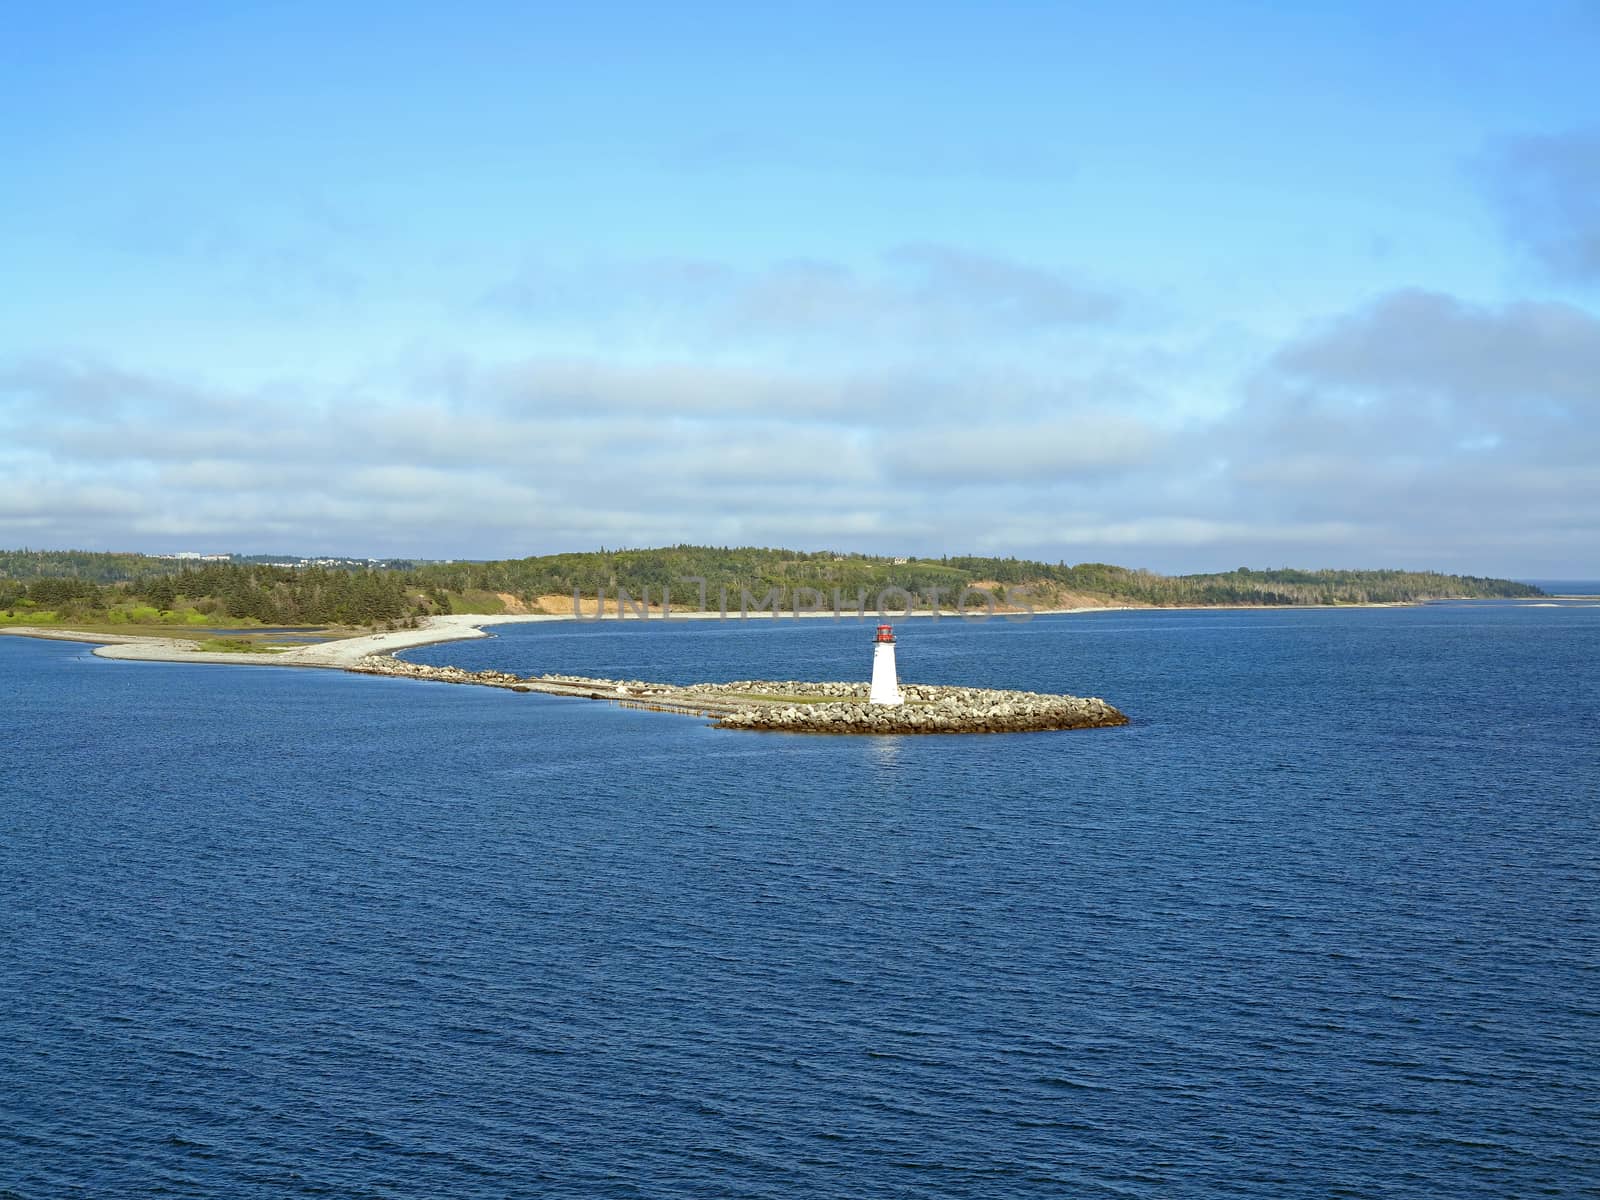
[[874, 623, 895, 643]]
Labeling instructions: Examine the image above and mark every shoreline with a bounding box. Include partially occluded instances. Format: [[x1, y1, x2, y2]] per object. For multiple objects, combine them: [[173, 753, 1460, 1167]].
[[0, 612, 551, 667], [0, 594, 1555, 671], [2, 609, 1141, 735], [10, 605, 1143, 668]]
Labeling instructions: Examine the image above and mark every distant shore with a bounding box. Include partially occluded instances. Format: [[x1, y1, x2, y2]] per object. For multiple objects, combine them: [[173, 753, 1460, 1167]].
[[5, 605, 1134, 668], [1, 594, 1583, 670]]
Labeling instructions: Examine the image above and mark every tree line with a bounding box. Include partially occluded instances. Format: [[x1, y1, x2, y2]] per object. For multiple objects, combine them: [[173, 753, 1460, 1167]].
[[401, 546, 1541, 607], [2, 544, 1543, 624], [2, 563, 424, 626]]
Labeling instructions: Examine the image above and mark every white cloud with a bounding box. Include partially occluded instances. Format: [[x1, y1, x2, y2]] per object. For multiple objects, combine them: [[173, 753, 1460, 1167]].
[[881, 416, 1160, 484], [3, 281, 1598, 574]]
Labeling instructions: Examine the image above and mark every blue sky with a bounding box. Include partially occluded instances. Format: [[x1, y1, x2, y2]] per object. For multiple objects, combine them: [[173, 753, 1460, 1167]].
[[3, 1, 1598, 573]]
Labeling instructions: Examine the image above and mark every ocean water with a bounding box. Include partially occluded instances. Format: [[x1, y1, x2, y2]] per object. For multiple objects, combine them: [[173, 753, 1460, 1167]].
[[1524, 580, 1600, 596], [2, 603, 1597, 1198]]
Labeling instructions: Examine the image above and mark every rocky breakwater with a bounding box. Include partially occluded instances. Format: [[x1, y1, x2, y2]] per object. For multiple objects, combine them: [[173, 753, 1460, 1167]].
[[715, 683, 1128, 735], [345, 657, 750, 715], [347, 657, 1128, 734], [350, 656, 530, 689]]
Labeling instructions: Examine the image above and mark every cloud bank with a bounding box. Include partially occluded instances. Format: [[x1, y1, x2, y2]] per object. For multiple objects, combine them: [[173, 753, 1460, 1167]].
[[4, 275, 1596, 574]]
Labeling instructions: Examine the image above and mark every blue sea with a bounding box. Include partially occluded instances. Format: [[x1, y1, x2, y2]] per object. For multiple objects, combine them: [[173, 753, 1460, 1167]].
[[3, 602, 1598, 1198]]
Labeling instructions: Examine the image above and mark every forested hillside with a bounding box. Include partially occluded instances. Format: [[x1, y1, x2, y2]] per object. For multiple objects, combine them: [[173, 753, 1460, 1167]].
[[402, 547, 1540, 607], [1, 563, 420, 627], [1, 545, 1542, 630], [0, 549, 168, 584]]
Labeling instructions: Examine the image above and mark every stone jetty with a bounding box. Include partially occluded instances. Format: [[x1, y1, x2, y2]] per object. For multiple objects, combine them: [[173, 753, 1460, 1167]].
[[349, 656, 1128, 734], [714, 683, 1126, 734]]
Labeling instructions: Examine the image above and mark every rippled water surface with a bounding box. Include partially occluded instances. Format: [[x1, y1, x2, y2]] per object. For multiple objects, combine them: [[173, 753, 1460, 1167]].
[[3, 604, 1598, 1197]]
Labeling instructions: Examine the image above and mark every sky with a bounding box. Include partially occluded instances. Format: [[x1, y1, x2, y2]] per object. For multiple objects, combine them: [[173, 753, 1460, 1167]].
[[3, 1, 1599, 575]]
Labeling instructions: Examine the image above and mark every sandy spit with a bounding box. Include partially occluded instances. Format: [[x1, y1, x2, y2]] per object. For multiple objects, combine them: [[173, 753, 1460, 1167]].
[[0, 606, 1138, 669], [0, 614, 566, 668], [8, 595, 1463, 670]]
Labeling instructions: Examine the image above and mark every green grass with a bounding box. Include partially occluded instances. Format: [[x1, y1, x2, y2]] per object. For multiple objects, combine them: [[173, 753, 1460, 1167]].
[[0, 610, 54, 626], [455, 589, 508, 614], [0, 611, 342, 647], [197, 637, 289, 654], [719, 692, 852, 705]]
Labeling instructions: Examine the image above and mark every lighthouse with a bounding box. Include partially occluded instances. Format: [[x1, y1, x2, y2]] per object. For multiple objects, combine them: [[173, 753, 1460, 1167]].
[[869, 623, 904, 706]]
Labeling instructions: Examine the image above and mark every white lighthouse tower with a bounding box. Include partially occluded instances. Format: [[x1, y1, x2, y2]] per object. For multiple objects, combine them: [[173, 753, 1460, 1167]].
[[869, 623, 903, 706]]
